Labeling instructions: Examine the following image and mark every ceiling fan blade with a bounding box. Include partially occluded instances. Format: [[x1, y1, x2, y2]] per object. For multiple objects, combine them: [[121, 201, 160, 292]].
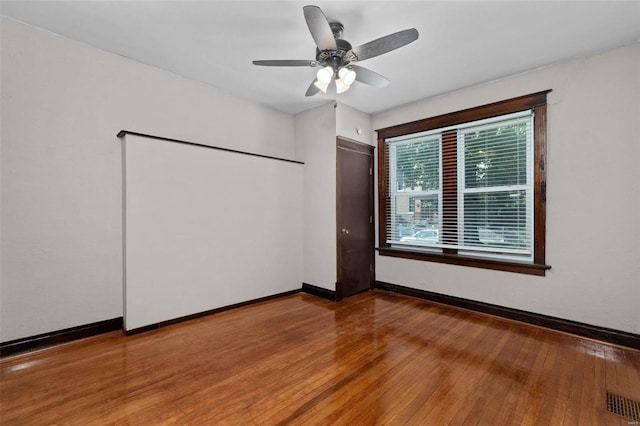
[[253, 60, 317, 67], [351, 28, 419, 61], [305, 79, 321, 97], [351, 65, 389, 88], [303, 5, 337, 51]]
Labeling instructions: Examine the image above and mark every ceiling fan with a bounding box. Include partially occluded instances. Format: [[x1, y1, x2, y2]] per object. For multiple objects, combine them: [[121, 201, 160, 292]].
[[253, 5, 419, 96]]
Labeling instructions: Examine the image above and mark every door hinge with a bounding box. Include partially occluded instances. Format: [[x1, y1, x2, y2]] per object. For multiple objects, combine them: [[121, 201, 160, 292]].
[[370, 216, 373, 224], [369, 167, 373, 176], [370, 264, 373, 272]]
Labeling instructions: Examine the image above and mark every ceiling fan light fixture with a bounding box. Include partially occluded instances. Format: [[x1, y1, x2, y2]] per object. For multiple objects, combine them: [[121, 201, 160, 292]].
[[338, 67, 356, 86], [314, 80, 329, 93], [316, 66, 334, 84]]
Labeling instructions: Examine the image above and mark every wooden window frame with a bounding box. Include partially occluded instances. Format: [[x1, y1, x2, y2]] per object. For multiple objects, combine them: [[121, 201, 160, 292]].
[[376, 91, 551, 276]]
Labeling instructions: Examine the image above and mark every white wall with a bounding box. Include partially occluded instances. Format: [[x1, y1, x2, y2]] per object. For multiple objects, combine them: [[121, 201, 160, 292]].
[[123, 134, 302, 330], [294, 102, 374, 292], [336, 102, 373, 146], [373, 43, 640, 334], [295, 104, 337, 290], [1, 18, 296, 342]]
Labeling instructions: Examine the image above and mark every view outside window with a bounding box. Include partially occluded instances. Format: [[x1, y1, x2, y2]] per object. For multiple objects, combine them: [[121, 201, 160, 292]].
[[388, 135, 441, 245]]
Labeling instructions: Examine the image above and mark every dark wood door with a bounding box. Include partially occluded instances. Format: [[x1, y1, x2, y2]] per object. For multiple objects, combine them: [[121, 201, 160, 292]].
[[336, 137, 374, 300]]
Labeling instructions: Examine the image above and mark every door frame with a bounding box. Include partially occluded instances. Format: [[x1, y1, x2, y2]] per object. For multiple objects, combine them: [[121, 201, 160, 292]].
[[336, 136, 375, 301]]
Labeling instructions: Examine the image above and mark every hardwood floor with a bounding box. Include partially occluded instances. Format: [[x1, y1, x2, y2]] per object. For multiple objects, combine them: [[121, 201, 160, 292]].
[[1, 290, 639, 425]]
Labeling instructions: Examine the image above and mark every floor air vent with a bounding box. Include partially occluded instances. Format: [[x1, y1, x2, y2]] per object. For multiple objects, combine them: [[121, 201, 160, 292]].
[[606, 390, 640, 421]]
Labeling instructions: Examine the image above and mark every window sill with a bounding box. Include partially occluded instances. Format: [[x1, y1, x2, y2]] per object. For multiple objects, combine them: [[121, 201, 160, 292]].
[[376, 247, 551, 276]]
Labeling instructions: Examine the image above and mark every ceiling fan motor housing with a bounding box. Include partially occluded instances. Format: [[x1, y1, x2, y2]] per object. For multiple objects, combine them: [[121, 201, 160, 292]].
[[316, 38, 355, 71], [328, 20, 344, 39]]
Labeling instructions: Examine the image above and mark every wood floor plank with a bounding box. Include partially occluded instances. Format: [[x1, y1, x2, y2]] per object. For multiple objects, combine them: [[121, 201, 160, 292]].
[[322, 300, 467, 424], [332, 305, 472, 424], [418, 319, 513, 424], [465, 323, 535, 425], [558, 338, 587, 424], [588, 343, 617, 425], [484, 325, 539, 424], [577, 341, 599, 426], [1, 290, 639, 425]]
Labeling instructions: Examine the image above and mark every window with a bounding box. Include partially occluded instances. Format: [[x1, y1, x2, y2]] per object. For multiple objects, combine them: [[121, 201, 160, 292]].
[[377, 91, 551, 275]]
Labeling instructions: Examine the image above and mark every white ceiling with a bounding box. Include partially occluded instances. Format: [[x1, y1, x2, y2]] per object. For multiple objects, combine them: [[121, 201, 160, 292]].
[[1, 1, 639, 115]]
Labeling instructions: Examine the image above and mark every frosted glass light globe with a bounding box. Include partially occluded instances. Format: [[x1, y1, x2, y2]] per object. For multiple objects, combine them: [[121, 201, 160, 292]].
[[316, 66, 333, 84], [338, 67, 356, 86]]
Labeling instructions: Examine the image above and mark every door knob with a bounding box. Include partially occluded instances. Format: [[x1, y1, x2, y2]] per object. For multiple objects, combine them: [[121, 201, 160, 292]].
[[342, 228, 350, 235]]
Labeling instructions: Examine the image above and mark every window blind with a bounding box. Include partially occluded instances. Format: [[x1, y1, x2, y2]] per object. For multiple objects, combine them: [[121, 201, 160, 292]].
[[387, 134, 441, 246], [385, 110, 534, 260]]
